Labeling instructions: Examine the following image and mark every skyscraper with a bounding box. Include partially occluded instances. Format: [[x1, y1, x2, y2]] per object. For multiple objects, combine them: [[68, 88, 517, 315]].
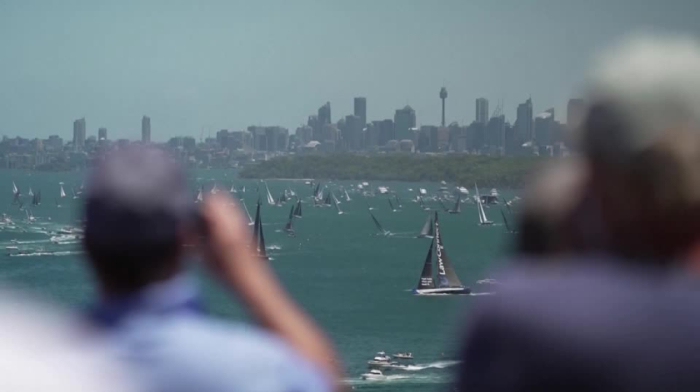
[[98, 127, 107, 141], [141, 116, 151, 143], [476, 98, 489, 124], [354, 97, 367, 128], [318, 102, 331, 126], [515, 98, 533, 143], [439, 87, 448, 127], [394, 105, 417, 141], [534, 109, 555, 146], [73, 118, 86, 151]]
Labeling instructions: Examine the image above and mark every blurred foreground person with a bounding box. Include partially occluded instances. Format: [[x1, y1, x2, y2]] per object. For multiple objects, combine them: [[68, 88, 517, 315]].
[[0, 291, 137, 392], [83, 147, 338, 392], [457, 34, 700, 392]]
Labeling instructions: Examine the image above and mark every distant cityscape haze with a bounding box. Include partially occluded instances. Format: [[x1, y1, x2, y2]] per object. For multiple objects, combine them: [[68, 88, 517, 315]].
[[1, 0, 699, 141]]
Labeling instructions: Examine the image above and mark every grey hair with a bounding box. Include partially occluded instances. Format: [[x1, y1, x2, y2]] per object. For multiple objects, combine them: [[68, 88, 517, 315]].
[[585, 33, 700, 157]]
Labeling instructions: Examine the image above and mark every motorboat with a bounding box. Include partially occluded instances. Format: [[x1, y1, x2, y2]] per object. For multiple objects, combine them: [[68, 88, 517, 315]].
[[361, 369, 385, 380], [374, 352, 391, 361], [393, 352, 413, 359], [377, 186, 389, 195]]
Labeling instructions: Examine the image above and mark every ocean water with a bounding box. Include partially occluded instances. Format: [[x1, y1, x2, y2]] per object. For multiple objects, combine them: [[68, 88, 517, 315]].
[[0, 169, 514, 391]]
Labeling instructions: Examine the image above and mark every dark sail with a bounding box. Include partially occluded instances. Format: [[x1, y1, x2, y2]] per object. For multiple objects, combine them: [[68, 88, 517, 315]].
[[453, 194, 461, 213], [324, 191, 332, 205], [32, 191, 41, 206], [370, 211, 386, 234], [293, 200, 302, 217], [503, 197, 512, 214], [259, 217, 268, 259], [395, 195, 402, 208], [501, 209, 513, 233], [427, 217, 434, 237], [416, 237, 436, 290], [388, 198, 395, 211], [252, 201, 261, 248], [314, 183, 322, 199], [285, 205, 294, 232], [434, 212, 463, 288]]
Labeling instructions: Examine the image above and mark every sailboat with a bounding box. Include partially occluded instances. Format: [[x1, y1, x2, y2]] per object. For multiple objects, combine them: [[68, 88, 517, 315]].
[[448, 194, 461, 214], [344, 189, 352, 202], [333, 193, 343, 215], [416, 214, 434, 238], [59, 183, 67, 199], [230, 183, 237, 193], [11, 182, 21, 205], [264, 182, 276, 206], [388, 199, 396, 212], [252, 201, 269, 260], [313, 183, 322, 201], [241, 185, 246, 193], [284, 205, 295, 236], [210, 183, 219, 195], [501, 209, 516, 233], [476, 198, 493, 226], [32, 190, 41, 206], [293, 199, 303, 218], [370, 211, 390, 236], [242, 201, 254, 226], [28, 188, 34, 197], [413, 212, 470, 295], [195, 186, 204, 203], [323, 191, 332, 207], [25, 209, 36, 223], [394, 195, 402, 208]]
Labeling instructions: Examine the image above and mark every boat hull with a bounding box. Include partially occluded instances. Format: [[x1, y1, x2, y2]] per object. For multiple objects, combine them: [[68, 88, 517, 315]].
[[412, 287, 471, 295]]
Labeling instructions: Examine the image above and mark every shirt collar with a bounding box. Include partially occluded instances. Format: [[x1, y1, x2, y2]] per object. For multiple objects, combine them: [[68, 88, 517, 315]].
[[89, 273, 201, 327]]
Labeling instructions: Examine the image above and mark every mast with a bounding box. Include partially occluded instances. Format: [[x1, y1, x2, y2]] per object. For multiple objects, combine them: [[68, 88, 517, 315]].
[[501, 209, 513, 233], [388, 198, 395, 211], [333, 195, 343, 215], [453, 194, 461, 213], [434, 212, 463, 288], [370, 211, 386, 234], [416, 237, 436, 290], [345, 189, 351, 202]]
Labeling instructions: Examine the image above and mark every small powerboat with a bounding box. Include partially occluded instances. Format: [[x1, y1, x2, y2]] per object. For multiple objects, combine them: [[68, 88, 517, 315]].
[[393, 352, 413, 360], [361, 369, 385, 380]]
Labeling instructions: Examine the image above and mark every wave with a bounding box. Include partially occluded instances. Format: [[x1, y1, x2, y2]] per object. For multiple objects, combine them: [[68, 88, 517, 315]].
[[266, 245, 282, 251], [401, 360, 461, 371], [343, 372, 450, 385], [9, 250, 83, 258], [469, 292, 495, 296]]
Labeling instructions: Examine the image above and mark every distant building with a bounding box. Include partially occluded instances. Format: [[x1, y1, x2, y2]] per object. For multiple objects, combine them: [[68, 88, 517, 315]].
[[377, 119, 395, 147], [295, 125, 314, 146], [216, 129, 229, 148], [342, 115, 363, 151], [469, 121, 486, 151], [394, 105, 416, 142], [440, 87, 448, 127], [354, 97, 367, 128], [399, 139, 415, 152], [318, 102, 331, 126], [476, 98, 489, 125], [534, 109, 555, 146], [515, 98, 533, 143], [227, 131, 251, 151], [98, 127, 107, 141], [486, 115, 506, 148], [73, 118, 86, 151], [141, 116, 151, 143]]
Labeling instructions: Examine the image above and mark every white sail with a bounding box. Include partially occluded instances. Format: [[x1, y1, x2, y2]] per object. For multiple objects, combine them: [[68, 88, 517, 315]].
[[210, 183, 219, 195], [242, 202, 254, 226], [230, 183, 236, 193], [12, 182, 18, 195], [344, 189, 351, 202], [477, 198, 491, 225], [28, 187, 34, 197], [59, 184, 66, 199], [196, 186, 203, 203], [265, 182, 275, 206]]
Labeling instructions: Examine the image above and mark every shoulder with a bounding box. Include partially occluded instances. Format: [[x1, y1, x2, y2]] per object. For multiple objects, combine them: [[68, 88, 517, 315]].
[[121, 314, 331, 392]]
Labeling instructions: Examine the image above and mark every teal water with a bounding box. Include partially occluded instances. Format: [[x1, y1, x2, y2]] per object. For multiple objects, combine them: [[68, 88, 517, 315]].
[[0, 169, 513, 391]]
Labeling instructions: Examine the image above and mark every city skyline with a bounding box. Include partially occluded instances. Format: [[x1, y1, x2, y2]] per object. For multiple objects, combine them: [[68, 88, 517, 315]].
[[2, 1, 699, 140]]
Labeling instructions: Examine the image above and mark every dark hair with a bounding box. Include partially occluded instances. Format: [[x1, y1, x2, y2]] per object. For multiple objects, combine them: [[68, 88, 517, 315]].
[[83, 202, 183, 294]]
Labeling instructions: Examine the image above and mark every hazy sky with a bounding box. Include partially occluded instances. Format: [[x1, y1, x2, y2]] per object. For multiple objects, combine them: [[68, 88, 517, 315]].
[[2, 1, 699, 141]]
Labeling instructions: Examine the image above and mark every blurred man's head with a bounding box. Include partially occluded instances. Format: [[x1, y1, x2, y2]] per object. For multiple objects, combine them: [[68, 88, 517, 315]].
[[580, 34, 700, 262], [83, 147, 194, 296]]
